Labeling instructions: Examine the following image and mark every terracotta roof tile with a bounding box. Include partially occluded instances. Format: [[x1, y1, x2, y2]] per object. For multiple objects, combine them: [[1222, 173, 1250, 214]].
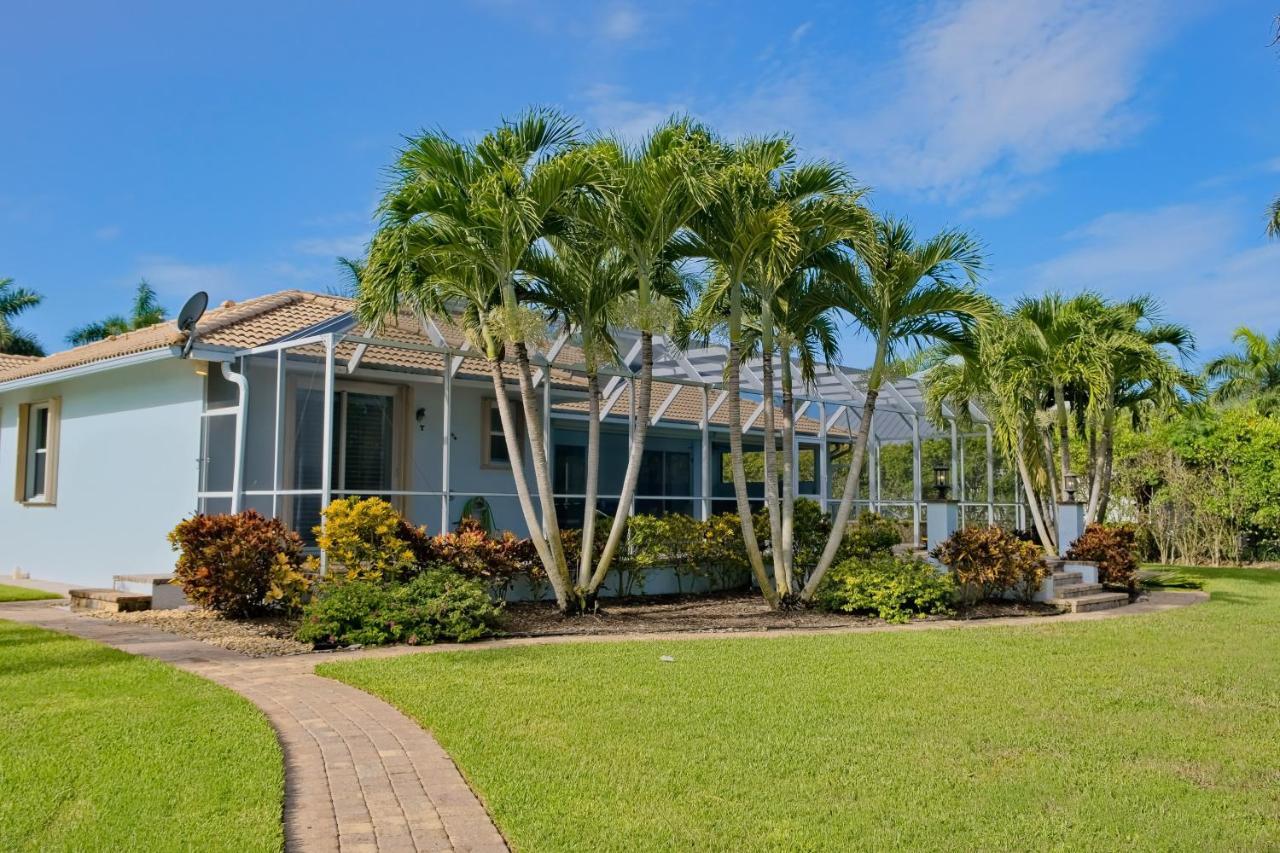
[[0, 353, 40, 373]]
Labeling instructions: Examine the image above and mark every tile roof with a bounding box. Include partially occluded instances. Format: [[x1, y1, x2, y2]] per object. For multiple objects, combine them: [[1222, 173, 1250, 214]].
[[0, 353, 40, 373]]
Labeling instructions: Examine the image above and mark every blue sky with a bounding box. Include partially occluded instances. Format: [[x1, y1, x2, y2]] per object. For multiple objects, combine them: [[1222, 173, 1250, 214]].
[[3, 0, 1278, 366]]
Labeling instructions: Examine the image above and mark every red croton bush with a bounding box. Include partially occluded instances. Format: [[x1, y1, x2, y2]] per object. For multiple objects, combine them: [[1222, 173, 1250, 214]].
[[1066, 523, 1141, 590], [169, 510, 309, 617], [931, 525, 1048, 604]]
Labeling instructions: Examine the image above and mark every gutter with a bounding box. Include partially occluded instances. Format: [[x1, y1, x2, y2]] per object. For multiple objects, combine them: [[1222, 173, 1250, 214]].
[[0, 344, 236, 393], [220, 360, 249, 513]]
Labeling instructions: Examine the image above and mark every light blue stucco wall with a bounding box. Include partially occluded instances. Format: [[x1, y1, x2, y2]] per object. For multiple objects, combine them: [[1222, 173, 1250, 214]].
[[0, 358, 205, 588]]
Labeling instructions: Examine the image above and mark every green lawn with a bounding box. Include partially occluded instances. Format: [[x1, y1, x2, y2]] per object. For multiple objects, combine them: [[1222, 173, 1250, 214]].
[[0, 583, 61, 602], [0, 620, 284, 851], [322, 567, 1280, 852]]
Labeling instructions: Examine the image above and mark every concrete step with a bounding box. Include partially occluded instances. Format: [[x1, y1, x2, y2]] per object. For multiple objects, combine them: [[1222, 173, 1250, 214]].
[[1053, 571, 1084, 587], [1053, 591, 1129, 613], [111, 574, 187, 609], [69, 588, 151, 613], [1055, 582, 1104, 598]]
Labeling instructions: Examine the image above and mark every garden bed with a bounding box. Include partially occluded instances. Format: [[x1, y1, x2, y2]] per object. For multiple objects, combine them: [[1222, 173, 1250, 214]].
[[77, 593, 1060, 657], [83, 608, 309, 657], [503, 591, 1059, 637]]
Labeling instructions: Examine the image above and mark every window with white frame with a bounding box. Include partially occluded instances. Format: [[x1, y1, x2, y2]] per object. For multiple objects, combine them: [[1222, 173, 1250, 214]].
[[15, 399, 59, 504]]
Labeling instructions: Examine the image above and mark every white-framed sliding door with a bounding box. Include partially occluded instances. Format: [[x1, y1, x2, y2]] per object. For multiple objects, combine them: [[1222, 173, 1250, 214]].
[[285, 378, 409, 539]]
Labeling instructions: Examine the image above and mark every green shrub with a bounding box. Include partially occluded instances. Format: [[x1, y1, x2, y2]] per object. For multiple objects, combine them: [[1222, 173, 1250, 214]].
[[838, 512, 903, 561], [814, 555, 954, 623], [627, 512, 750, 593], [1066, 523, 1140, 590], [296, 566, 502, 647], [169, 510, 310, 617], [932, 525, 1048, 605]]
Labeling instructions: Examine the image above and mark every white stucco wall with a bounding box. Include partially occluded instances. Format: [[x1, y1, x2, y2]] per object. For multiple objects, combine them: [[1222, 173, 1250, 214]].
[[0, 358, 204, 588]]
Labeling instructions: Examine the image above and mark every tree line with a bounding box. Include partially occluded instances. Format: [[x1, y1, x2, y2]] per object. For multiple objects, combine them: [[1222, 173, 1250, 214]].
[[0, 279, 168, 356]]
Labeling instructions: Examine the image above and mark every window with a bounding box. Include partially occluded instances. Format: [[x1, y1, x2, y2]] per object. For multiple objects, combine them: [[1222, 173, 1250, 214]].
[[15, 399, 59, 505], [482, 398, 523, 467]]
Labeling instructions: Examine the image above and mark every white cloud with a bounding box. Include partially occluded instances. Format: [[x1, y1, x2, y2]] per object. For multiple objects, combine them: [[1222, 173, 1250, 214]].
[[689, 0, 1190, 214], [134, 257, 242, 298], [790, 21, 812, 43], [580, 84, 687, 143], [1026, 202, 1280, 353], [94, 225, 122, 241], [600, 4, 642, 41]]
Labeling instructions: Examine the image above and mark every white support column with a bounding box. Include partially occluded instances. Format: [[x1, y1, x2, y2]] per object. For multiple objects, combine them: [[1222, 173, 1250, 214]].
[[440, 364, 453, 534], [542, 370, 552, 470], [818, 402, 829, 513], [868, 410, 878, 512], [700, 385, 712, 520], [985, 423, 996, 527], [272, 350, 285, 519], [950, 418, 960, 498], [320, 335, 337, 574], [791, 401, 802, 502], [911, 414, 923, 546]]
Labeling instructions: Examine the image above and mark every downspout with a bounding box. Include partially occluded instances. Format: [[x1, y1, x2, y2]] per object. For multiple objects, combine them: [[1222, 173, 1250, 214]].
[[221, 360, 249, 514]]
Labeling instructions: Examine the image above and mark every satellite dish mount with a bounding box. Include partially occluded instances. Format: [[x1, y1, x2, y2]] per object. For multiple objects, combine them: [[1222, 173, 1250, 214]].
[[177, 291, 209, 359]]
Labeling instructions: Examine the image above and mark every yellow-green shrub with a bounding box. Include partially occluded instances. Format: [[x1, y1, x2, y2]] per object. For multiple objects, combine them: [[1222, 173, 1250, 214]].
[[316, 497, 417, 582]]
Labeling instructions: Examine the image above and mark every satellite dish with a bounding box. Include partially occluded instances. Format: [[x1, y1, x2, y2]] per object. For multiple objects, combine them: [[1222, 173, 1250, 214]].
[[177, 291, 208, 358]]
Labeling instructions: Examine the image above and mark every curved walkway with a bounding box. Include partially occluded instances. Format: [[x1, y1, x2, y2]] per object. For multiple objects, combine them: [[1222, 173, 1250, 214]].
[[0, 589, 1207, 851], [0, 601, 507, 853]]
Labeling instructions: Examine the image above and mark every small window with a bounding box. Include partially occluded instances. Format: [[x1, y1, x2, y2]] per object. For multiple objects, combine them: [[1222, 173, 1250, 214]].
[[15, 398, 59, 505], [482, 398, 523, 467]]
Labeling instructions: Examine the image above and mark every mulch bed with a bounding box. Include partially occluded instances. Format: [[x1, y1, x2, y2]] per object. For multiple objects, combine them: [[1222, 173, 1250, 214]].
[[502, 590, 1060, 637], [78, 593, 1059, 657]]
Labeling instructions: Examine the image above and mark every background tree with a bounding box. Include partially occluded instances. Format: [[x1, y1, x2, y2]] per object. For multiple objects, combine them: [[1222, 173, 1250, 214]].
[[1205, 327, 1280, 413], [67, 280, 166, 345], [0, 277, 44, 356]]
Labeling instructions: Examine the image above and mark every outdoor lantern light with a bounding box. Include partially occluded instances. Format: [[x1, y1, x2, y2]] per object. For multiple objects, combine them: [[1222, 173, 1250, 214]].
[[932, 463, 951, 501], [1064, 473, 1079, 503]]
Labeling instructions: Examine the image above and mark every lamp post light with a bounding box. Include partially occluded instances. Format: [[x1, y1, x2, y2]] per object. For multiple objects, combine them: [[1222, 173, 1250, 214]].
[[932, 463, 951, 501], [1064, 473, 1079, 503]]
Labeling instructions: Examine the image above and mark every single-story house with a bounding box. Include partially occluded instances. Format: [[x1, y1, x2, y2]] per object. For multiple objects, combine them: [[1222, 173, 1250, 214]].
[[0, 289, 1022, 589]]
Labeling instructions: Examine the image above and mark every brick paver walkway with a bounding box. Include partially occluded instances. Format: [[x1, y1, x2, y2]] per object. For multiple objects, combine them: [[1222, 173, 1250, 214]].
[[0, 602, 507, 853]]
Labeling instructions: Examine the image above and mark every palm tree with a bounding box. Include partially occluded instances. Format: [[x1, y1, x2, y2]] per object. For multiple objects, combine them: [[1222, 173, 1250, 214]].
[[67, 280, 167, 346], [359, 108, 607, 613], [683, 137, 868, 606], [1205, 327, 1280, 413], [925, 310, 1062, 550], [1268, 197, 1280, 239], [0, 277, 44, 357], [801, 218, 988, 601], [523, 224, 634, 589], [577, 119, 717, 598], [1082, 296, 1196, 522]]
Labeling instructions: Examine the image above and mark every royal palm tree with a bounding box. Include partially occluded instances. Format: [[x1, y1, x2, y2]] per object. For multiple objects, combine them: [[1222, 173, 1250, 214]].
[[0, 277, 44, 357], [67, 280, 167, 346], [801, 218, 988, 601], [1205, 326, 1280, 413], [359, 108, 607, 612]]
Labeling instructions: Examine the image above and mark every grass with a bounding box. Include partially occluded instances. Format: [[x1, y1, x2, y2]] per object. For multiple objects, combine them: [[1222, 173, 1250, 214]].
[[321, 567, 1280, 852], [0, 583, 61, 602], [0, 620, 283, 851]]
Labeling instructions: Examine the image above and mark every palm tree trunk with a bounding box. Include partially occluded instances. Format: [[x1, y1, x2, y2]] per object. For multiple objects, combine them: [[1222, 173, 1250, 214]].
[[511, 342, 573, 610], [486, 359, 564, 600], [779, 340, 796, 593], [1013, 431, 1057, 553], [587, 332, 654, 594], [579, 368, 602, 588], [1053, 381, 1071, 500], [1095, 409, 1116, 523], [801, 346, 885, 602], [726, 289, 775, 606], [759, 322, 787, 596]]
